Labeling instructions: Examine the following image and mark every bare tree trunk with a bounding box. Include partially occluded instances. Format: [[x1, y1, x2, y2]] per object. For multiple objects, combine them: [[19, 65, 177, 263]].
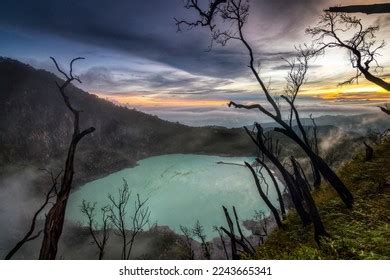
[[309, 114, 321, 188], [221, 206, 239, 260], [291, 157, 329, 245], [363, 142, 374, 161], [39, 57, 95, 260], [221, 206, 255, 257], [216, 230, 229, 260], [180, 225, 195, 260], [232, 206, 256, 254], [358, 65, 390, 91], [275, 127, 353, 208], [256, 158, 286, 217], [80, 201, 110, 260], [244, 126, 311, 226], [192, 221, 211, 260], [245, 162, 283, 229], [326, 4, 390, 15], [379, 105, 390, 115]]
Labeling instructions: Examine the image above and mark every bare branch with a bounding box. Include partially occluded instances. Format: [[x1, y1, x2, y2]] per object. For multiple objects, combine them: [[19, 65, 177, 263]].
[[306, 12, 389, 91], [192, 220, 211, 260], [5, 169, 61, 260]]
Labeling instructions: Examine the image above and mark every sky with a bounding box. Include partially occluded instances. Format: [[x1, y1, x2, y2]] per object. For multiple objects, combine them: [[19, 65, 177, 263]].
[[1, 0, 389, 127]]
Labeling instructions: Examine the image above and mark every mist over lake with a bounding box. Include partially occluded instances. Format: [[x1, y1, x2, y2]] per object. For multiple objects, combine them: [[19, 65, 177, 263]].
[[66, 154, 282, 239]]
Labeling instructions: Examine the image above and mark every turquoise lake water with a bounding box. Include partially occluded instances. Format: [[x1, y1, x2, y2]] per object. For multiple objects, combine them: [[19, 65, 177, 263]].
[[66, 154, 282, 239]]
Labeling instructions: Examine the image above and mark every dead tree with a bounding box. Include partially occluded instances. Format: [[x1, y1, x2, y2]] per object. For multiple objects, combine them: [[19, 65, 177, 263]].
[[39, 57, 95, 260], [282, 46, 323, 188], [192, 220, 211, 260], [108, 179, 151, 260], [80, 200, 110, 260], [220, 206, 255, 258], [308, 114, 321, 188], [212, 226, 229, 260], [5, 170, 61, 260], [256, 158, 286, 217], [252, 210, 268, 246], [218, 156, 286, 219], [363, 141, 374, 161], [127, 194, 151, 259], [231, 206, 256, 254], [307, 12, 389, 91], [247, 123, 311, 226], [290, 157, 329, 245], [379, 104, 390, 115], [308, 114, 319, 155], [108, 179, 130, 260], [326, 4, 390, 15], [245, 162, 283, 229], [179, 225, 195, 260], [221, 206, 239, 259], [177, 0, 353, 208]]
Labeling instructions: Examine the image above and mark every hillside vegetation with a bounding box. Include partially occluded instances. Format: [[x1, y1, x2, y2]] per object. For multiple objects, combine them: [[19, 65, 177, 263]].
[[252, 141, 390, 259]]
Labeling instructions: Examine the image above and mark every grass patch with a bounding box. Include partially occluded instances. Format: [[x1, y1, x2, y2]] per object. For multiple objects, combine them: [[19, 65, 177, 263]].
[[252, 142, 390, 259]]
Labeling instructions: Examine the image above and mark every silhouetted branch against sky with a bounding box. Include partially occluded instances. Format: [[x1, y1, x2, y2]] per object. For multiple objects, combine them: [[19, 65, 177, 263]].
[[0, 0, 389, 126], [326, 4, 390, 14], [307, 11, 390, 91]]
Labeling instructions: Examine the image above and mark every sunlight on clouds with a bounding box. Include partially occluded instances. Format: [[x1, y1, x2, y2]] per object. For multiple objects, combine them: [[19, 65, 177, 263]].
[[301, 82, 389, 102], [94, 92, 228, 108]]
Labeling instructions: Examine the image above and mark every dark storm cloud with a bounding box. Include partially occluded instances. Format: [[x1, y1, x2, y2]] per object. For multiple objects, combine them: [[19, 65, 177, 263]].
[[0, 0, 247, 78], [0, 0, 331, 79]]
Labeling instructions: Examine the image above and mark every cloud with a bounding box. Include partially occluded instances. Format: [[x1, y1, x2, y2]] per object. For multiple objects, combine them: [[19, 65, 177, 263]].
[[0, 0, 335, 80], [1, 0, 389, 127], [79, 65, 237, 94], [0, 0, 251, 79]]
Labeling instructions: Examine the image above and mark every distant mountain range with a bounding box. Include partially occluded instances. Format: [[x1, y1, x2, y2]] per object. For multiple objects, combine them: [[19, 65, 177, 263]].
[[258, 113, 390, 134]]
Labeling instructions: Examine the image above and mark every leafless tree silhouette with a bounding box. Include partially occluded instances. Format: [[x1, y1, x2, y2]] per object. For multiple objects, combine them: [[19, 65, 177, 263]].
[[252, 210, 268, 246], [108, 179, 130, 260], [290, 157, 329, 245], [108, 179, 151, 260], [213, 226, 229, 259], [175, 0, 227, 31], [4, 169, 61, 260], [220, 206, 255, 258], [255, 158, 286, 217], [246, 123, 311, 226], [363, 141, 374, 161], [245, 162, 283, 229], [179, 225, 195, 260], [192, 220, 212, 260], [309, 114, 319, 156], [80, 200, 111, 260], [307, 12, 389, 91], [177, 0, 353, 208], [326, 4, 390, 15], [217, 156, 286, 219], [379, 104, 390, 115], [39, 57, 95, 260]]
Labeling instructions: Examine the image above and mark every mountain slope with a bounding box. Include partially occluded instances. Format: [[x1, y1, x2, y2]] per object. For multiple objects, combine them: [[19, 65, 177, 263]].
[[0, 58, 253, 185], [251, 140, 390, 259]]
